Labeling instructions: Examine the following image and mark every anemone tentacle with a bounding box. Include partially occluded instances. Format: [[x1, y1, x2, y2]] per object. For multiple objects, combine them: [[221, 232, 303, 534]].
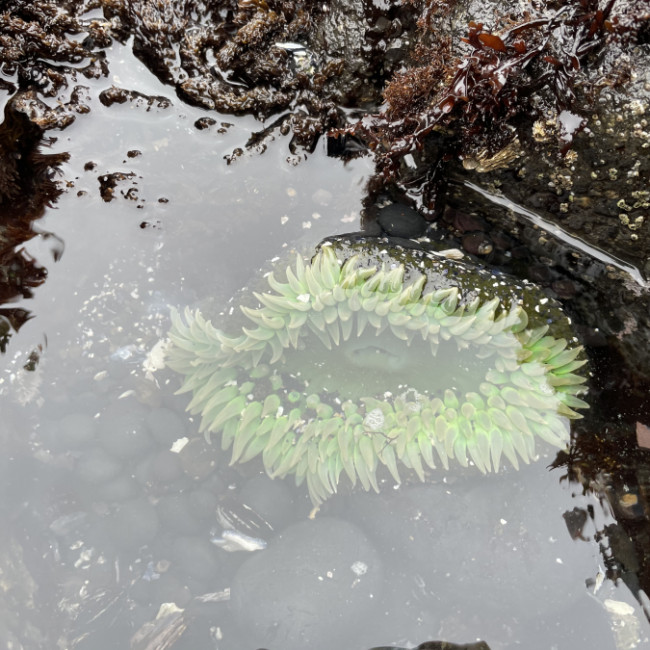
[[166, 238, 589, 504]]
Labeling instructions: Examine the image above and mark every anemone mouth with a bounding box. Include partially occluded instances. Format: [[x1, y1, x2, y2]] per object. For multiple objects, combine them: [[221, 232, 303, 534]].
[[166, 240, 589, 504]]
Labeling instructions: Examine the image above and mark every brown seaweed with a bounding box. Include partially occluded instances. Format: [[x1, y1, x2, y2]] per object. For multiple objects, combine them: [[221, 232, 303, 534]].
[[337, 0, 648, 205]]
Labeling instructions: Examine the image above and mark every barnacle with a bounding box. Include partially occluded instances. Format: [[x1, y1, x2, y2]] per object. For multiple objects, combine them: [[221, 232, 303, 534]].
[[166, 238, 588, 504]]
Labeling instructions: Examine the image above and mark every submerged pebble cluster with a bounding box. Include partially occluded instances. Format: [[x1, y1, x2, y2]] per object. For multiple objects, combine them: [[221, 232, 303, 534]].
[[166, 239, 589, 504]]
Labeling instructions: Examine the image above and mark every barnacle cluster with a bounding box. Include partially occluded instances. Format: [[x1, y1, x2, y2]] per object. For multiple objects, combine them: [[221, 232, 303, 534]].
[[166, 239, 588, 504]]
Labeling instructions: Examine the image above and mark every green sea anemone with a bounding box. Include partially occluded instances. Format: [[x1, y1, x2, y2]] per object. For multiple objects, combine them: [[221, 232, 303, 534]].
[[166, 237, 588, 504]]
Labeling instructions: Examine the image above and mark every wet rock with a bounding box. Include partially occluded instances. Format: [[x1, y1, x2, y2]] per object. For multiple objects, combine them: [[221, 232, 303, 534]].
[[375, 203, 428, 239], [230, 517, 383, 649], [97, 171, 138, 203], [98, 86, 172, 110], [194, 116, 216, 130], [101, 0, 419, 151], [461, 232, 493, 256], [178, 437, 221, 480], [551, 278, 577, 299]]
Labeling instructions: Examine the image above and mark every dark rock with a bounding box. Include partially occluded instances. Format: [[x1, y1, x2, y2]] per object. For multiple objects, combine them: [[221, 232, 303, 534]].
[[194, 117, 216, 130], [461, 232, 493, 256], [230, 517, 383, 649], [376, 203, 428, 239], [178, 437, 221, 480], [99, 86, 171, 110]]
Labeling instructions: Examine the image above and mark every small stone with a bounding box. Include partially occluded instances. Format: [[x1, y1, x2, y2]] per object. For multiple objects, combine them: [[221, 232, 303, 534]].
[[230, 517, 382, 648], [109, 498, 160, 549], [156, 494, 203, 535], [376, 203, 427, 238], [146, 408, 187, 447], [75, 448, 122, 484], [97, 410, 153, 459], [172, 536, 221, 581]]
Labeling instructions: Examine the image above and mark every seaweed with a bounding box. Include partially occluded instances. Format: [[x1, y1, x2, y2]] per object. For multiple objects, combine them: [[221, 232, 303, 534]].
[[338, 0, 648, 203]]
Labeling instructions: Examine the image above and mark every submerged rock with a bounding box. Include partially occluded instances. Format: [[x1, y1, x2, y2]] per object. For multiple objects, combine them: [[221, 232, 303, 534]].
[[230, 516, 383, 649], [346, 475, 593, 618]]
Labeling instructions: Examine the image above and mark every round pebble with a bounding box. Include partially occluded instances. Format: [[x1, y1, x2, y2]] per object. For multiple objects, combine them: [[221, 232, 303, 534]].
[[146, 407, 186, 447], [108, 498, 160, 550], [347, 473, 594, 618], [97, 411, 153, 459], [75, 448, 123, 484], [178, 437, 221, 480], [238, 474, 298, 531], [149, 449, 183, 484], [231, 517, 383, 648], [57, 412, 97, 448], [188, 488, 219, 521], [462, 232, 493, 255], [376, 203, 427, 238], [94, 474, 140, 502], [172, 535, 221, 581], [156, 494, 203, 535]]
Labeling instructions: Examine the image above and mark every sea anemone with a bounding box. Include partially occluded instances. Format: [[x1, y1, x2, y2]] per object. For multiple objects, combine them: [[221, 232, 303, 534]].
[[166, 237, 588, 504]]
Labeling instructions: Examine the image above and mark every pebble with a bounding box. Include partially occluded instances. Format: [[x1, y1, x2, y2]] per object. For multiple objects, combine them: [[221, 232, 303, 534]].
[[108, 498, 160, 549], [97, 411, 153, 459], [172, 535, 222, 581], [376, 203, 428, 238], [230, 517, 383, 648], [146, 407, 187, 447], [75, 448, 123, 484], [156, 494, 203, 535]]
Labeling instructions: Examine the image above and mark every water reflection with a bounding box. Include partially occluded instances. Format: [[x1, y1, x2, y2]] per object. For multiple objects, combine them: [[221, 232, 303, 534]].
[[0, 11, 649, 650], [0, 91, 69, 358]]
